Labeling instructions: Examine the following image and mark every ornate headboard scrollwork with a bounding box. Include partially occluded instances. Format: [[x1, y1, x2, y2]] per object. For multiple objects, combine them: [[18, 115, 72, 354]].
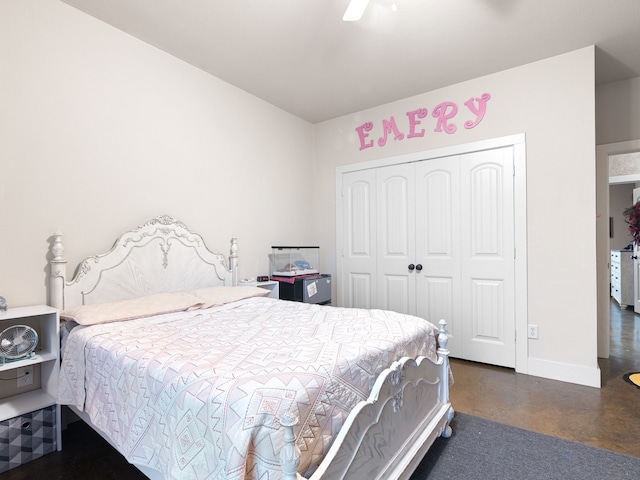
[[49, 215, 238, 310]]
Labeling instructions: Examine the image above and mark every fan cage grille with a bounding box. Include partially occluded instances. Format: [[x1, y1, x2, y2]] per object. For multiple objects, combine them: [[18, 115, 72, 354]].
[[0, 325, 39, 363]]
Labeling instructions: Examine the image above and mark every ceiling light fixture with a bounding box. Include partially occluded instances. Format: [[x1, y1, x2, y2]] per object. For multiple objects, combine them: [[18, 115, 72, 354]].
[[343, 0, 370, 21]]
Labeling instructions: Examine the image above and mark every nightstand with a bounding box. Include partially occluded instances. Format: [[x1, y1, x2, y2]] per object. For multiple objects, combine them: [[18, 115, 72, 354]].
[[239, 280, 279, 299], [0, 305, 61, 473]]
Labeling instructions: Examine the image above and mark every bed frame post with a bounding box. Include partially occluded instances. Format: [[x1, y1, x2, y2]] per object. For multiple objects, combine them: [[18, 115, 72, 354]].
[[230, 237, 238, 286], [50, 231, 67, 310], [280, 412, 301, 480], [437, 319, 454, 437]]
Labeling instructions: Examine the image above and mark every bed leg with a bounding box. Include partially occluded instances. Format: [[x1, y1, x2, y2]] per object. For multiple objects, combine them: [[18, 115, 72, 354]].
[[280, 412, 301, 480], [441, 406, 455, 438]]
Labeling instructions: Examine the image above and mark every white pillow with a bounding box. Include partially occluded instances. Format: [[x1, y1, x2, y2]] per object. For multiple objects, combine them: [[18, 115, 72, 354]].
[[60, 291, 204, 326], [190, 285, 270, 308]]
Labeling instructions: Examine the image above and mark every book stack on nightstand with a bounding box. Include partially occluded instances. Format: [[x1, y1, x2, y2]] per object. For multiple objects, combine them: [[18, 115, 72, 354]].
[[0, 305, 61, 473]]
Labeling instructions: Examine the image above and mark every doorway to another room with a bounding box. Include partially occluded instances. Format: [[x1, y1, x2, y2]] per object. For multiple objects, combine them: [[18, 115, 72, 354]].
[[607, 149, 640, 365]]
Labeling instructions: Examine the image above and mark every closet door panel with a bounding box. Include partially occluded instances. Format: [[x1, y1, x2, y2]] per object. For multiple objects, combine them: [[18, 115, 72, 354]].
[[377, 163, 416, 315], [341, 170, 377, 309], [460, 147, 515, 368], [415, 158, 461, 353], [383, 275, 411, 314], [423, 277, 453, 328]]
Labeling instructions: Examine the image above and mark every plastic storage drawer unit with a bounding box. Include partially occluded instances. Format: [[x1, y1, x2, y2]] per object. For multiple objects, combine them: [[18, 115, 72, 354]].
[[278, 274, 331, 305]]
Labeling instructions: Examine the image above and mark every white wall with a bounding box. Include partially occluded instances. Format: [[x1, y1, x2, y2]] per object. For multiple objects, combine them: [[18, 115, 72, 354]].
[[596, 77, 640, 145], [312, 47, 600, 386], [0, 1, 314, 307]]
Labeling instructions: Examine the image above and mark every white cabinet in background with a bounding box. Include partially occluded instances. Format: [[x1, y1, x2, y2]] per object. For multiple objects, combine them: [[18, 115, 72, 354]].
[[611, 250, 633, 308]]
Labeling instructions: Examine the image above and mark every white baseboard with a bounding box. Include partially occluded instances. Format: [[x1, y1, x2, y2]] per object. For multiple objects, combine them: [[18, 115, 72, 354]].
[[527, 358, 601, 388]]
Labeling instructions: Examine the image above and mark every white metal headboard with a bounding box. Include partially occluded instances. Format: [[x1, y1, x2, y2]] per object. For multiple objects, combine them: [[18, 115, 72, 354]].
[[49, 215, 238, 310]]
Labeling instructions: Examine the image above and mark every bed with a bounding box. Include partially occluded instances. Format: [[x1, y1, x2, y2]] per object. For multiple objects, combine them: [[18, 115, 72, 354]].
[[48, 215, 453, 480]]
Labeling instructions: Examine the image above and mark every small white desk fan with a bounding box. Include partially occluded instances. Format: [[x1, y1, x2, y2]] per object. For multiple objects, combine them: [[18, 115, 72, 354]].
[[0, 325, 38, 363]]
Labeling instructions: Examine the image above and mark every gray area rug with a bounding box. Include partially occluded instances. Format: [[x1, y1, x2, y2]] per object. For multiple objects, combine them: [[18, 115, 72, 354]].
[[410, 412, 640, 479]]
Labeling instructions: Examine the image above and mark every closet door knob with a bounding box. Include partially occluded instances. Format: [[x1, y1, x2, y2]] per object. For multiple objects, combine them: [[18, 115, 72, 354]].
[[633, 256, 638, 260], [416, 264, 423, 271], [408, 264, 415, 271]]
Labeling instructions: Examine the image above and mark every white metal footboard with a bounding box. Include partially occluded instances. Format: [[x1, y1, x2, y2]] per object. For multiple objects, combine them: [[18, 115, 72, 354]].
[[281, 320, 454, 480]]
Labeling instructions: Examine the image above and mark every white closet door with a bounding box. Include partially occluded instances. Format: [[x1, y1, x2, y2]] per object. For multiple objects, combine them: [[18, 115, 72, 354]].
[[376, 163, 416, 314], [340, 169, 377, 309], [459, 147, 516, 367], [338, 143, 517, 368], [415, 157, 462, 354]]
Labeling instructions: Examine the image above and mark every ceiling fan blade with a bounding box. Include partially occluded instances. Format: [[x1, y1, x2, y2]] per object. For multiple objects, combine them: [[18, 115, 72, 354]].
[[343, 0, 370, 22]]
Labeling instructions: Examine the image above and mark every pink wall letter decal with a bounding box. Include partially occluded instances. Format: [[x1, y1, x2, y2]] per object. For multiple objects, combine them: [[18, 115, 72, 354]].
[[354, 92, 492, 151], [463, 93, 491, 129], [432, 102, 458, 134], [378, 116, 405, 147], [406, 108, 428, 138], [355, 122, 375, 150]]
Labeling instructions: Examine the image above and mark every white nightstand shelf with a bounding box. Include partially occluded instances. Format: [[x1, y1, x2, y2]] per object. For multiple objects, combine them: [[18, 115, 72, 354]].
[[0, 304, 61, 473], [0, 351, 58, 371], [239, 280, 279, 299], [1, 389, 57, 420]]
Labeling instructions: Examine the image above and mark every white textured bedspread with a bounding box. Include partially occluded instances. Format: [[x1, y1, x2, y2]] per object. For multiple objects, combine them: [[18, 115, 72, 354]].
[[58, 297, 439, 480]]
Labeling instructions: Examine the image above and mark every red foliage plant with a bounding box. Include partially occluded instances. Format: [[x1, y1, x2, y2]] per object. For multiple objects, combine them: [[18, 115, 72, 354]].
[[624, 201, 640, 245]]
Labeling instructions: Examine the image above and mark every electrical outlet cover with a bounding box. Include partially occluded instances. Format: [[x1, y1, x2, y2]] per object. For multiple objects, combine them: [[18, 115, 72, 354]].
[[16, 366, 33, 387]]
